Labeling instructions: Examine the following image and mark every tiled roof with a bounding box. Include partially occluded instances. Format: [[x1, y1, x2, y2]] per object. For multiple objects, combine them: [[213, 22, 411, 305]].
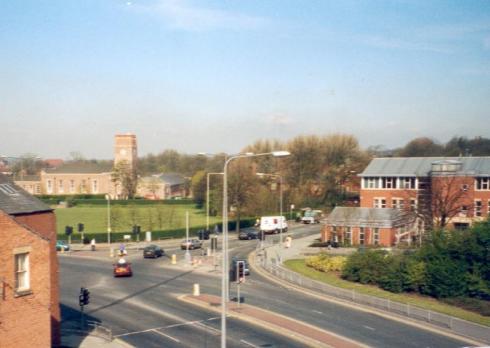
[[45, 161, 113, 174], [325, 207, 414, 228], [141, 173, 187, 186], [360, 157, 490, 177], [0, 174, 52, 215]]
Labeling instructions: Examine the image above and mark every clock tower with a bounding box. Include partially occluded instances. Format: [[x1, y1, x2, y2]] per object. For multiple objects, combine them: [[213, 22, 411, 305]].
[[114, 133, 138, 171]]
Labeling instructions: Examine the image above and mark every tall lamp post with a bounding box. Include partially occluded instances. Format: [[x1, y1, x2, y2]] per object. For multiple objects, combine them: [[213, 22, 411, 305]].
[[206, 172, 224, 231], [221, 151, 290, 348], [256, 172, 284, 245], [105, 194, 111, 245]]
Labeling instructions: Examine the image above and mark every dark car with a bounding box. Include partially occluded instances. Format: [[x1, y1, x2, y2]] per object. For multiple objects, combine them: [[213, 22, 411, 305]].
[[231, 257, 250, 277], [143, 245, 164, 258], [238, 230, 260, 240], [113, 260, 133, 277], [56, 240, 70, 251]]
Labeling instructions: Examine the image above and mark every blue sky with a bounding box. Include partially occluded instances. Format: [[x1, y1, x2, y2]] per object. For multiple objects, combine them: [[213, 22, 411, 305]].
[[1, 0, 489, 159]]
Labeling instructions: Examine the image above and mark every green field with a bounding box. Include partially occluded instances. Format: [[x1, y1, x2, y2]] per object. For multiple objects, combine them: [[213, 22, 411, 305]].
[[55, 204, 222, 235]]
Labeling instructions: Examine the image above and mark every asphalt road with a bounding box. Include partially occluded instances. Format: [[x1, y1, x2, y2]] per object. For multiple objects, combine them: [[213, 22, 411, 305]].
[[59, 225, 473, 348]]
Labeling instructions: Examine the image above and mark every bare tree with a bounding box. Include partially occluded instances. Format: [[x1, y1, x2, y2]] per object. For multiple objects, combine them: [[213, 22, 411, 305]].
[[112, 160, 138, 199]]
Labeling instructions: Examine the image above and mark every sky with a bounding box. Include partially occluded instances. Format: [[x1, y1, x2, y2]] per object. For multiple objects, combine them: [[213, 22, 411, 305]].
[[1, 0, 489, 159]]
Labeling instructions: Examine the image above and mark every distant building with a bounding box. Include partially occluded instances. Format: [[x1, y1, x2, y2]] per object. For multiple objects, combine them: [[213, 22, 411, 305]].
[[323, 157, 490, 246], [138, 173, 188, 199], [0, 174, 60, 346]]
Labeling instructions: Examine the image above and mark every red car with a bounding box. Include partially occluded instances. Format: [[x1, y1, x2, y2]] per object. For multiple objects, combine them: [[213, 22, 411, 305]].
[[113, 260, 133, 277]]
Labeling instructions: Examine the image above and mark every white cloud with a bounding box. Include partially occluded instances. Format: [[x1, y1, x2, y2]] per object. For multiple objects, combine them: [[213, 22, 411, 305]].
[[132, 0, 266, 31]]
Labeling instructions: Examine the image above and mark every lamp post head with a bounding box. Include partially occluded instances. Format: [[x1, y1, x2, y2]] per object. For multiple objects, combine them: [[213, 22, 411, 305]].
[[271, 151, 290, 157]]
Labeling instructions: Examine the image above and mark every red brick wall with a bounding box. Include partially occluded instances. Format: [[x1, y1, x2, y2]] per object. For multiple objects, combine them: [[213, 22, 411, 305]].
[[0, 211, 52, 347], [322, 224, 396, 247], [14, 211, 60, 345], [360, 189, 417, 208]]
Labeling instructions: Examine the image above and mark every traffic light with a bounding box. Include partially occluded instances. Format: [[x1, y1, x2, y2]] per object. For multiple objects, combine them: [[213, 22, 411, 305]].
[[236, 261, 245, 283], [79, 287, 90, 306], [65, 226, 73, 236], [132, 225, 141, 234], [78, 223, 84, 232]]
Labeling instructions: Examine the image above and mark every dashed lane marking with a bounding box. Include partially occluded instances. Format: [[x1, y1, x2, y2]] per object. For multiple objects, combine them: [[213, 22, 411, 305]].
[[363, 325, 375, 331], [312, 310, 323, 314]]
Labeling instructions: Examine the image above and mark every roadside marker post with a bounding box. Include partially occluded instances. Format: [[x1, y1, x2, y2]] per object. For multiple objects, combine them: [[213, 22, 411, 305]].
[[172, 254, 177, 264]]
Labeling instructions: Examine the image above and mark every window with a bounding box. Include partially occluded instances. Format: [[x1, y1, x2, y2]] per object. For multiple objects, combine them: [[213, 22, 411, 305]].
[[15, 253, 30, 293], [58, 179, 64, 193], [382, 177, 396, 189], [359, 227, 365, 245], [401, 177, 416, 189], [373, 228, 380, 245], [70, 180, 75, 193], [475, 200, 482, 217], [476, 177, 490, 190], [92, 180, 98, 193], [461, 184, 469, 192], [374, 198, 386, 208], [47, 180, 53, 194], [392, 198, 404, 209], [35, 184, 41, 194], [410, 199, 417, 211], [460, 206, 468, 217], [365, 177, 379, 189], [344, 227, 351, 246]]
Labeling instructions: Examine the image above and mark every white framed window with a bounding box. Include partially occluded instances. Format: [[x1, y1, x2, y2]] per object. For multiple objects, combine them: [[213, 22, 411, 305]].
[[476, 177, 490, 191], [401, 177, 416, 189], [392, 198, 404, 209], [35, 185, 41, 194], [382, 177, 396, 189], [373, 228, 380, 245], [344, 227, 352, 245], [374, 198, 386, 209], [15, 253, 30, 293], [70, 180, 75, 193], [359, 227, 365, 245], [92, 180, 98, 193], [365, 177, 379, 189], [47, 180, 53, 194], [410, 199, 417, 211], [460, 205, 468, 217], [58, 179, 64, 193], [475, 200, 482, 217]]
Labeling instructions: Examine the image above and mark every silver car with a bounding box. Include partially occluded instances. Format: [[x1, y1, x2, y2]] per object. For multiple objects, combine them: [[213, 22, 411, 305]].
[[181, 238, 203, 250]]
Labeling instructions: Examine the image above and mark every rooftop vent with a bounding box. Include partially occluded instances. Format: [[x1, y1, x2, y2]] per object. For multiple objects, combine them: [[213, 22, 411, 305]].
[[431, 160, 462, 173], [0, 183, 19, 196]]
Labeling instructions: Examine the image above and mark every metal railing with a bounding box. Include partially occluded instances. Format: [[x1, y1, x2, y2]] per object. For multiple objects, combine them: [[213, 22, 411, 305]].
[[254, 246, 490, 344]]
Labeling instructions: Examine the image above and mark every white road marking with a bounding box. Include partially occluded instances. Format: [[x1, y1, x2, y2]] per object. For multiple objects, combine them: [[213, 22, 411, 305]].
[[312, 310, 323, 314], [195, 322, 221, 335], [240, 339, 260, 348], [152, 329, 180, 342], [363, 325, 375, 331]]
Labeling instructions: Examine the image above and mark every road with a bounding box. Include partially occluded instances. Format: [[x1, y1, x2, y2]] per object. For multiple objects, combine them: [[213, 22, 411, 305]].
[[59, 225, 473, 347]]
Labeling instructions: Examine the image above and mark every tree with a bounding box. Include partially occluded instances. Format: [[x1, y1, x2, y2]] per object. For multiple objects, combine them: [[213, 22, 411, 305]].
[[11, 154, 45, 177], [112, 160, 138, 199], [191, 170, 207, 207], [396, 137, 444, 157]]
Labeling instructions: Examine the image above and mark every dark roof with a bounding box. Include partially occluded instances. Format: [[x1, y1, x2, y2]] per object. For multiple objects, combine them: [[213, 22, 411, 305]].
[[325, 207, 414, 228], [45, 161, 113, 174], [360, 157, 490, 177], [0, 174, 52, 215], [141, 173, 187, 186]]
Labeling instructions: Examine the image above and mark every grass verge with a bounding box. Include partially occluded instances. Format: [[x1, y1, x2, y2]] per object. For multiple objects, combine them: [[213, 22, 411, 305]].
[[284, 259, 490, 327]]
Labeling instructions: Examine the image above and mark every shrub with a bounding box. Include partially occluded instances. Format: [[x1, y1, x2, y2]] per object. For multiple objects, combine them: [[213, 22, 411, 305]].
[[305, 254, 346, 272], [341, 250, 389, 284]]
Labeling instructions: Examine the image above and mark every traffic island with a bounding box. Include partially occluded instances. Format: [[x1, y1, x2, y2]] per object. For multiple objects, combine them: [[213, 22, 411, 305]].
[[179, 293, 367, 348]]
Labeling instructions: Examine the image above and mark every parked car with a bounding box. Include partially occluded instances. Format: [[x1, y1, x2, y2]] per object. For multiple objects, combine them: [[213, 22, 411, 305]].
[[56, 240, 70, 251], [197, 229, 210, 240], [238, 230, 260, 240], [181, 239, 203, 250], [113, 259, 133, 277], [143, 245, 164, 258]]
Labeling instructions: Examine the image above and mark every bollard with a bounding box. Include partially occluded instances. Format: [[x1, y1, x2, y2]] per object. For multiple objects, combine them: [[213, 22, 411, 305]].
[[171, 254, 177, 265], [110, 248, 114, 258], [207, 247, 211, 256], [193, 283, 200, 296]]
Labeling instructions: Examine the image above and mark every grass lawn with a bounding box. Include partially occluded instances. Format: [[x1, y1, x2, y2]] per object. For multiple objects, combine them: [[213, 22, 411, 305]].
[[284, 259, 490, 327], [55, 204, 223, 234]]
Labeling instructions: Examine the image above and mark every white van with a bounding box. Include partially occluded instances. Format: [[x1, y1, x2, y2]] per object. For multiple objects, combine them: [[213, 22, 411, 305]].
[[260, 216, 288, 234]]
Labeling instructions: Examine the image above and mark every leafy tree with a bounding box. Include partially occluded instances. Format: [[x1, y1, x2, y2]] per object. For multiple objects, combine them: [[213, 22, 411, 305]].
[[395, 137, 444, 157], [191, 170, 207, 207]]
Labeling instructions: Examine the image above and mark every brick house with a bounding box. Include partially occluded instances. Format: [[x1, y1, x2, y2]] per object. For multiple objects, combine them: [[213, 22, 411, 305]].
[[323, 157, 490, 246], [0, 174, 60, 347]]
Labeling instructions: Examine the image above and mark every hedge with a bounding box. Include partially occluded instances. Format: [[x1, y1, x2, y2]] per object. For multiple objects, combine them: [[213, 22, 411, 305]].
[[40, 197, 194, 206], [58, 218, 256, 243]]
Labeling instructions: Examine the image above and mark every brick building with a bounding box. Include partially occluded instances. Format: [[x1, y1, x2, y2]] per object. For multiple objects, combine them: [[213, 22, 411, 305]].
[[323, 157, 490, 246], [137, 173, 188, 199], [0, 174, 60, 346]]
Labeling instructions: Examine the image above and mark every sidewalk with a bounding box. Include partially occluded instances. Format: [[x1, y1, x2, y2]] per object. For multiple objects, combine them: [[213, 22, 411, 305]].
[[61, 334, 133, 348]]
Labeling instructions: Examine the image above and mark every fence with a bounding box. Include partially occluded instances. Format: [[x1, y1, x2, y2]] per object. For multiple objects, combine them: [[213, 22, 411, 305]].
[[254, 247, 490, 345]]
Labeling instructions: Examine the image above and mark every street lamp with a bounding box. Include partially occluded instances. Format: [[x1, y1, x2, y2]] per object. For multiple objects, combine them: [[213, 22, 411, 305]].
[[256, 172, 285, 245], [105, 194, 111, 245], [207, 172, 224, 231], [221, 150, 290, 348]]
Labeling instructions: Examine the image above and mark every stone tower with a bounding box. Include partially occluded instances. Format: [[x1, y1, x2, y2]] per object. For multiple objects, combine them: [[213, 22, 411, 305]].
[[114, 133, 138, 171]]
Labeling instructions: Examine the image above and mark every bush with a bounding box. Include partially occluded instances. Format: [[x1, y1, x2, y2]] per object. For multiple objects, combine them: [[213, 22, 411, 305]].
[[306, 254, 346, 272], [341, 250, 389, 284]]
